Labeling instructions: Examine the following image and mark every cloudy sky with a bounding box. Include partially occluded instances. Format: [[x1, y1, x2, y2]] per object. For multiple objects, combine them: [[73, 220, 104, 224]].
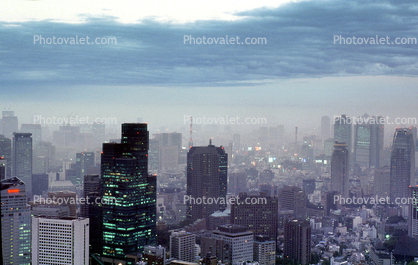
[[1, 0, 417, 137]]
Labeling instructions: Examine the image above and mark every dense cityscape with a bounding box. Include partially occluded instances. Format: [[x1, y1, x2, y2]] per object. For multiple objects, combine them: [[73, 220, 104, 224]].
[[1, 111, 417, 265], [2, 0, 418, 264]]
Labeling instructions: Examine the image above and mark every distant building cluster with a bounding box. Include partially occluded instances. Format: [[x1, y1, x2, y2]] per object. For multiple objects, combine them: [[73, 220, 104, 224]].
[[1, 110, 418, 265]]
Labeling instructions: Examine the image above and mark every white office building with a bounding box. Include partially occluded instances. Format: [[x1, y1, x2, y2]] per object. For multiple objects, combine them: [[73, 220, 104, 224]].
[[254, 235, 276, 265], [32, 216, 89, 265], [212, 225, 254, 265], [170, 230, 196, 262]]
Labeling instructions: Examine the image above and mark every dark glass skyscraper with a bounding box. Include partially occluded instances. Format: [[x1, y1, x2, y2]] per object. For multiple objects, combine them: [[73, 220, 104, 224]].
[[331, 142, 349, 198], [100, 123, 156, 261], [334, 114, 352, 153], [284, 220, 311, 265], [74, 151, 95, 184], [187, 140, 227, 221], [389, 128, 415, 204]]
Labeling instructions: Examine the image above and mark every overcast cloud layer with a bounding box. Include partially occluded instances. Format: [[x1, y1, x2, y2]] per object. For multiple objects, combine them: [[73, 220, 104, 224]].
[[1, 0, 417, 88]]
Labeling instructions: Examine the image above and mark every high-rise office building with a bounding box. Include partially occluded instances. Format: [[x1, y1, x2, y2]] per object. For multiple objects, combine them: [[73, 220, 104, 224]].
[[2, 110, 18, 139], [1, 177, 32, 264], [100, 123, 156, 260], [33, 141, 55, 174], [0, 134, 12, 178], [148, 138, 160, 171], [279, 185, 307, 220], [0, 157, 6, 179], [353, 115, 384, 168], [389, 128, 416, 204], [211, 225, 254, 265], [32, 173, 48, 197], [159, 145, 179, 170], [231, 193, 278, 242], [321, 116, 331, 140], [187, 140, 227, 221], [73, 151, 95, 185], [334, 114, 352, 153], [253, 235, 276, 265], [331, 142, 350, 198], [170, 230, 196, 262], [302, 179, 316, 195], [408, 186, 418, 238], [284, 220, 311, 265], [12, 132, 33, 196], [84, 176, 102, 256], [21, 123, 42, 144], [232, 133, 241, 151], [32, 216, 89, 265], [92, 122, 106, 147], [81, 174, 100, 217], [228, 172, 247, 196], [48, 190, 78, 217], [374, 166, 390, 198]]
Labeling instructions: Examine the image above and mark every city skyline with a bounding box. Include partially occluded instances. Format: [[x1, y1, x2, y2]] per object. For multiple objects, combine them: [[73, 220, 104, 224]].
[[1, 0, 417, 132], [2, 0, 418, 264]]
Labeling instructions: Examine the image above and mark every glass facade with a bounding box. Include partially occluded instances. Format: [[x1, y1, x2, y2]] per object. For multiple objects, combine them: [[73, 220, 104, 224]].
[[100, 123, 156, 260], [390, 129, 415, 203]]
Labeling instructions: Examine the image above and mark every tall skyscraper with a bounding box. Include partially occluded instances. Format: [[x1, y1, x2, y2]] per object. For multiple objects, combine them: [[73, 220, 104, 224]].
[[353, 114, 384, 168], [2, 110, 18, 139], [279, 185, 307, 220], [230, 192, 278, 242], [408, 186, 418, 238], [0, 157, 5, 179], [331, 142, 350, 198], [100, 123, 156, 261], [1, 177, 32, 264], [390, 128, 416, 204], [374, 166, 390, 198], [284, 220, 311, 265], [81, 174, 100, 217], [12, 132, 33, 196], [32, 216, 89, 265], [0, 134, 12, 178], [187, 140, 227, 221], [92, 122, 106, 147], [334, 114, 352, 153], [321, 116, 331, 140], [73, 151, 95, 185]]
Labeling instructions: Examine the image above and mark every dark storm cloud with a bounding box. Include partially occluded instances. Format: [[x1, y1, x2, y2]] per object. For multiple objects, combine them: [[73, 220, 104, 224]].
[[0, 0, 417, 88]]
